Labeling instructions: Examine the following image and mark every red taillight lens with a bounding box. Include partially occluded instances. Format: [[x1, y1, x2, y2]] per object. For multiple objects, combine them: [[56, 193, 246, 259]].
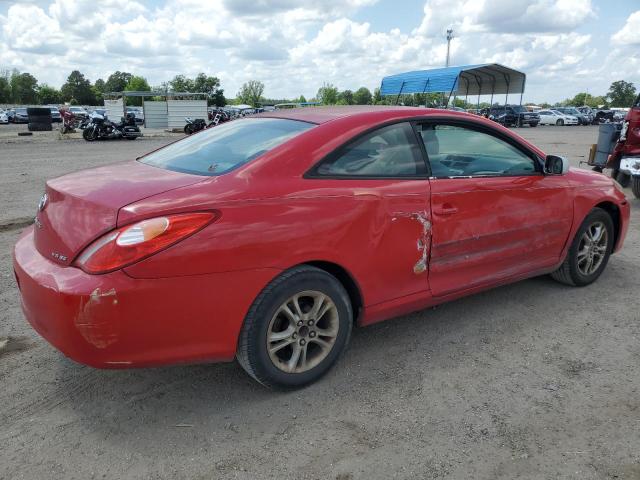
[[74, 212, 216, 274]]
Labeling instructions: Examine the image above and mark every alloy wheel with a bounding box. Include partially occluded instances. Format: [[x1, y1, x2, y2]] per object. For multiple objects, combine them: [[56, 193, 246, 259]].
[[267, 290, 339, 374], [576, 221, 608, 276]]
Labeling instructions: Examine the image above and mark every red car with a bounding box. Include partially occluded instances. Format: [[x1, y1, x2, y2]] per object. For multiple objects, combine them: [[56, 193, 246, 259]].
[[13, 106, 630, 388], [608, 94, 640, 198]]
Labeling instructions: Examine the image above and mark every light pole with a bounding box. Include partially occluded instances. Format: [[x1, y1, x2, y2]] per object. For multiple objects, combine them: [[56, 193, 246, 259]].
[[445, 29, 454, 67]]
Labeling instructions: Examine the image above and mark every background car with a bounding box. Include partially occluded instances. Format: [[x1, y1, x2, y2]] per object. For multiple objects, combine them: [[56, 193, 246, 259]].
[[0, 110, 8, 124], [538, 109, 578, 125], [12, 107, 29, 123], [13, 106, 629, 389], [68, 106, 89, 119], [555, 107, 590, 125], [48, 107, 62, 123], [488, 105, 540, 127]]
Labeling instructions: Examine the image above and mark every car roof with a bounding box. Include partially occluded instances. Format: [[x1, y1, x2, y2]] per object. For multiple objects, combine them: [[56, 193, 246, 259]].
[[255, 105, 439, 125]]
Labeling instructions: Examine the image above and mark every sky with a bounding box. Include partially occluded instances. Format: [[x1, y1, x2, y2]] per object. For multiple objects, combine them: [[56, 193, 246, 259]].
[[0, 0, 639, 104]]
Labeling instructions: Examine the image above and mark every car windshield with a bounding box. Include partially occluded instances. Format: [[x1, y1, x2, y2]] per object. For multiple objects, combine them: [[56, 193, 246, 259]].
[[16, 108, 27, 114], [139, 118, 314, 176], [510, 106, 528, 113]]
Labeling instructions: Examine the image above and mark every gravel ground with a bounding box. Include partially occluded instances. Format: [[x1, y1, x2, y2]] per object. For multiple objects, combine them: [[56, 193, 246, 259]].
[[1, 125, 638, 480]]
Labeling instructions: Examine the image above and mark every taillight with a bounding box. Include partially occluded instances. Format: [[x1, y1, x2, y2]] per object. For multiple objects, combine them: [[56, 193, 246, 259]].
[[74, 212, 216, 274]]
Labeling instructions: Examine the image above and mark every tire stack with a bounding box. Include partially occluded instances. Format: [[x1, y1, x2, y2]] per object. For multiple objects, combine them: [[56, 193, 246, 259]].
[[27, 107, 52, 132]]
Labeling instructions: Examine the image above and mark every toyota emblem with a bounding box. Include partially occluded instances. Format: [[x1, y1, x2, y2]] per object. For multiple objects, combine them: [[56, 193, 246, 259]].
[[38, 193, 48, 212]]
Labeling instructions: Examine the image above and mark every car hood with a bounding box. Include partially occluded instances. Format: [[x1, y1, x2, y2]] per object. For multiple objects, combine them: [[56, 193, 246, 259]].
[[33, 161, 207, 266]]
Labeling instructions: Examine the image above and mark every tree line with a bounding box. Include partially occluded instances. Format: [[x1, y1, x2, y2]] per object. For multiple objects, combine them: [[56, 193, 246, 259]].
[[1, 68, 636, 110], [0, 69, 225, 107]]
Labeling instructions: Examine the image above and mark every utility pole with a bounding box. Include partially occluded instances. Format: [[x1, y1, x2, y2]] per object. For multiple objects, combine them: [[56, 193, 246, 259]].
[[445, 29, 454, 67]]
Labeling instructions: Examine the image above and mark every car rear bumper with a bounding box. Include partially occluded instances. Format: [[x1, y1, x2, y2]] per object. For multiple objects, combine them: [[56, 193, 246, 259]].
[[13, 227, 279, 368]]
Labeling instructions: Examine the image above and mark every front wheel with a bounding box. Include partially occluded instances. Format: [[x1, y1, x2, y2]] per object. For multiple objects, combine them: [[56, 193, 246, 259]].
[[556, 119, 564, 126], [184, 124, 193, 135], [82, 127, 97, 141], [632, 177, 640, 199], [551, 207, 614, 286], [237, 266, 353, 389]]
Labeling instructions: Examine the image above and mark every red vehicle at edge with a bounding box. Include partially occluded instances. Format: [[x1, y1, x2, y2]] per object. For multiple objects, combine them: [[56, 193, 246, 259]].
[[607, 94, 640, 198], [13, 106, 630, 388]]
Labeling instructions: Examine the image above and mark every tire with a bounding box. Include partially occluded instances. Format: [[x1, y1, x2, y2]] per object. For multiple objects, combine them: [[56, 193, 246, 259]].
[[616, 171, 631, 188], [125, 136, 137, 140], [237, 265, 353, 389], [83, 127, 98, 141], [530, 122, 538, 127], [632, 177, 640, 199], [551, 207, 614, 287], [184, 124, 193, 135], [556, 119, 564, 126]]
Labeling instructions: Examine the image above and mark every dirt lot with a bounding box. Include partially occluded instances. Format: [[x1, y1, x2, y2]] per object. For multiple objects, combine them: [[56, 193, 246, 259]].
[[1, 125, 638, 480]]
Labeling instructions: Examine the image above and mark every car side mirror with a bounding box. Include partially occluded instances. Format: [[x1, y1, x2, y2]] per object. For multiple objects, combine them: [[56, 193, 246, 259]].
[[544, 155, 569, 175]]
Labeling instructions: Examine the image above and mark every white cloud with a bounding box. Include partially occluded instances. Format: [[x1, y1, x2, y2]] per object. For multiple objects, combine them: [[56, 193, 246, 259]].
[[0, 0, 636, 103], [611, 10, 640, 46]]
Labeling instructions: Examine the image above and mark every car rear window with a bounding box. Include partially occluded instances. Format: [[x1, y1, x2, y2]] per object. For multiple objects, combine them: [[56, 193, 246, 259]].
[[139, 118, 314, 176]]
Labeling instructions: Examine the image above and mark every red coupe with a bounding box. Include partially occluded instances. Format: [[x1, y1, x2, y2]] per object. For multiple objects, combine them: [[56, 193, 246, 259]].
[[13, 106, 630, 388]]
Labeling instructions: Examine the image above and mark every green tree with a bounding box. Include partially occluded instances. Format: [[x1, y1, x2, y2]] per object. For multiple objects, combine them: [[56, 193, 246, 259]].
[[607, 80, 636, 107], [0, 76, 10, 103], [61, 70, 96, 105], [10, 72, 38, 104], [168, 74, 195, 93], [124, 75, 151, 106], [373, 87, 383, 104], [37, 84, 62, 104], [237, 80, 265, 107], [316, 83, 339, 105], [337, 89, 354, 105], [353, 87, 372, 105], [193, 73, 225, 106], [104, 71, 133, 93], [298, 95, 307, 103]]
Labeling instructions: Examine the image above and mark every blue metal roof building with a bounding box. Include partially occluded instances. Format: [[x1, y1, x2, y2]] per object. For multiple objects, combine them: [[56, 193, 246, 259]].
[[380, 63, 526, 105]]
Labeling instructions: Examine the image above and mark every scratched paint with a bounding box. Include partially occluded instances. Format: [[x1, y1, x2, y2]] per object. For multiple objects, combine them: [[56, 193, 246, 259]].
[[74, 288, 119, 348]]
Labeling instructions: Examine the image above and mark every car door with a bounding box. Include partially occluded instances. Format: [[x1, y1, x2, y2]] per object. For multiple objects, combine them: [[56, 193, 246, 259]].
[[416, 121, 573, 297], [307, 121, 432, 305]]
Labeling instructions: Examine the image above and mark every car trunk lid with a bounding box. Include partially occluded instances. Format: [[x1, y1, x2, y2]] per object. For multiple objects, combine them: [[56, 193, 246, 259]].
[[34, 161, 206, 266]]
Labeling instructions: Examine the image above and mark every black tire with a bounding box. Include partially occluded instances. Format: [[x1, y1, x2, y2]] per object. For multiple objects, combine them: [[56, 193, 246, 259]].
[[632, 177, 640, 199], [530, 122, 538, 127], [83, 127, 97, 141], [615, 171, 631, 188], [125, 136, 137, 140], [237, 265, 353, 389], [556, 119, 564, 126], [551, 207, 614, 286], [184, 124, 193, 135]]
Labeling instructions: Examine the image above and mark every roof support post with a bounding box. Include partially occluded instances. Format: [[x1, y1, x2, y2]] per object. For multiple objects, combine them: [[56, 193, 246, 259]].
[[503, 73, 511, 106], [446, 81, 456, 109], [472, 74, 482, 110], [395, 81, 405, 106], [519, 76, 526, 106], [464, 77, 469, 105]]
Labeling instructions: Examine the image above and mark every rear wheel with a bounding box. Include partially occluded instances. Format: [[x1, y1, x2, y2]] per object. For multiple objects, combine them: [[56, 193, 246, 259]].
[[237, 266, 352, 389], [551, 208, 614, 286], [632, 177, 640, 199], [615, 171, 631, 188]]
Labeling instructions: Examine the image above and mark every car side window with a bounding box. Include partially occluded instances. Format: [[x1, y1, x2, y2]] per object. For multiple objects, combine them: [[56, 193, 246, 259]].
[[313, 122, 426, 177], [418, 124, 538, 178]]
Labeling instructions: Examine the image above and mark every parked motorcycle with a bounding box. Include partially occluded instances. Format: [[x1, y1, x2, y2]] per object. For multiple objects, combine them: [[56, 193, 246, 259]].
[[183, 117, 207, 135], [59, 108, 78, 134], [83, 112, 142, 142]]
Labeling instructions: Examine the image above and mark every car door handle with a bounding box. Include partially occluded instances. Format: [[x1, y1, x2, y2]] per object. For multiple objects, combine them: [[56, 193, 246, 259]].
[[433, 204, 458, 215]]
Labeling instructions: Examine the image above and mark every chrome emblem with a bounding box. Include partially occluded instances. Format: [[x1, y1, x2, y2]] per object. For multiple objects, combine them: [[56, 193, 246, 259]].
[[37, 193, 48, 212]]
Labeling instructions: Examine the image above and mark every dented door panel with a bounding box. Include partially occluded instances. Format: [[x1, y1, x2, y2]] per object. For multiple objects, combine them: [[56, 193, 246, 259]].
[[429, 175, 572, 296]]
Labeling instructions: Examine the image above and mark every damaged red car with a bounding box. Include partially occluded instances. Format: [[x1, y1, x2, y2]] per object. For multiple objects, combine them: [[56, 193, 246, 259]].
[[13, 106, 630, 388]]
